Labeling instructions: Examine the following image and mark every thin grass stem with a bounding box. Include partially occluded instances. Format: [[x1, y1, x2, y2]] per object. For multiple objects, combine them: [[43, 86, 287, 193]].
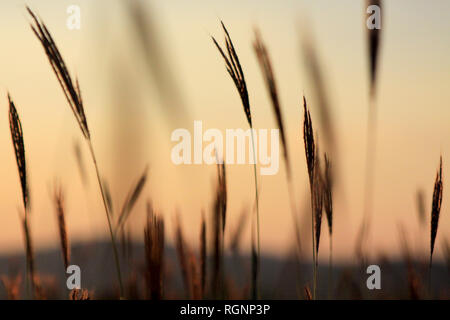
[[250, 127, 260, 299], [328, 236, 333, 299], [87, 140, 124, 297], [311, 192, 316, 300]]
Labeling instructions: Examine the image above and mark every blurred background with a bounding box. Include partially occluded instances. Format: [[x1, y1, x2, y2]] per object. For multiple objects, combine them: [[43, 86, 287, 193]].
[[0, 0, 449, 268]]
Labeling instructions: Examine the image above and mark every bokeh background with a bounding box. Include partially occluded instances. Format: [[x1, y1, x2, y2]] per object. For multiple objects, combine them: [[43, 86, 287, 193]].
[[0, 0, 449, 265]]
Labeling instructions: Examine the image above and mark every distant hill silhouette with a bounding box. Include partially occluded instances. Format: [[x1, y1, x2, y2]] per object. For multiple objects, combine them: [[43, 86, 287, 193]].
[[0, 240, 447, 299]]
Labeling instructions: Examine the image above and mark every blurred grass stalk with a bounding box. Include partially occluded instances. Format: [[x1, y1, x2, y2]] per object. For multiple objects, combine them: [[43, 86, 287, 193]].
[[360, 0, 383, 260]]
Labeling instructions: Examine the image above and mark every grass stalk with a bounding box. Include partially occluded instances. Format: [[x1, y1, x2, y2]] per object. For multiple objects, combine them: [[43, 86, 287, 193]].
[[212, 21, 260, 299], [87, 141, 124, 297], [53, 185, 70, 271], [311, 193, 317, 300], [328, 236, 333, 299], [429, 156, 443, 296], [253, 29, 301, 258], [250, 127, 261, 298], [303, 96, 317, 299], [361, 0, 382, 258], [323, 154, 333, 298], [8, 94, 36, 298], [27, 7, 124, 297]]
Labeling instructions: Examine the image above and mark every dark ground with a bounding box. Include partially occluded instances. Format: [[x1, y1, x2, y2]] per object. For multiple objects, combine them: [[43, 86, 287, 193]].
[[0, 240, 447, 299]]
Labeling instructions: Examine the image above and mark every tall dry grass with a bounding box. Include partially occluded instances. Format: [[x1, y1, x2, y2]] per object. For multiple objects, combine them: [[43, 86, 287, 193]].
[[7, 94, 36, 298], [52, 185, 70, 271], [313, 146, 324, 299], [211, 162, 227, 298], [313, 148, 323, 258], [1, 4, 448, 301], [302, 95, 320, 299], [429, 156, 443, 293], [27, 7, 124, 297], [144, 206, 165, 300], [212, 22, 260, 298], [116, 167, 148, 232], [323, 154, 333, 296]]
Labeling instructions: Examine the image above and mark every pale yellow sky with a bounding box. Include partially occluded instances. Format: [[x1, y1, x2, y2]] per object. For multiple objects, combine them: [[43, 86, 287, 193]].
[[0, 0, 449, 263]]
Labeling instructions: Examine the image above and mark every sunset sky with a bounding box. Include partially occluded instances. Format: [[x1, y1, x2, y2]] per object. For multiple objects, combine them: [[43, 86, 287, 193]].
[[0, 0, 449, 263]]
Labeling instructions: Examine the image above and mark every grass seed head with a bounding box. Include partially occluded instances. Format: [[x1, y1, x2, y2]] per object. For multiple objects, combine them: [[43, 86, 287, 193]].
[[212, 22, 252, 127], [430, 156, 443, 261]]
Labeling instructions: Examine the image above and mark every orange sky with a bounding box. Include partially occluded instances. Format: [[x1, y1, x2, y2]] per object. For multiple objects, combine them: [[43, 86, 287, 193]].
[[0, 0, 449, 263]]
